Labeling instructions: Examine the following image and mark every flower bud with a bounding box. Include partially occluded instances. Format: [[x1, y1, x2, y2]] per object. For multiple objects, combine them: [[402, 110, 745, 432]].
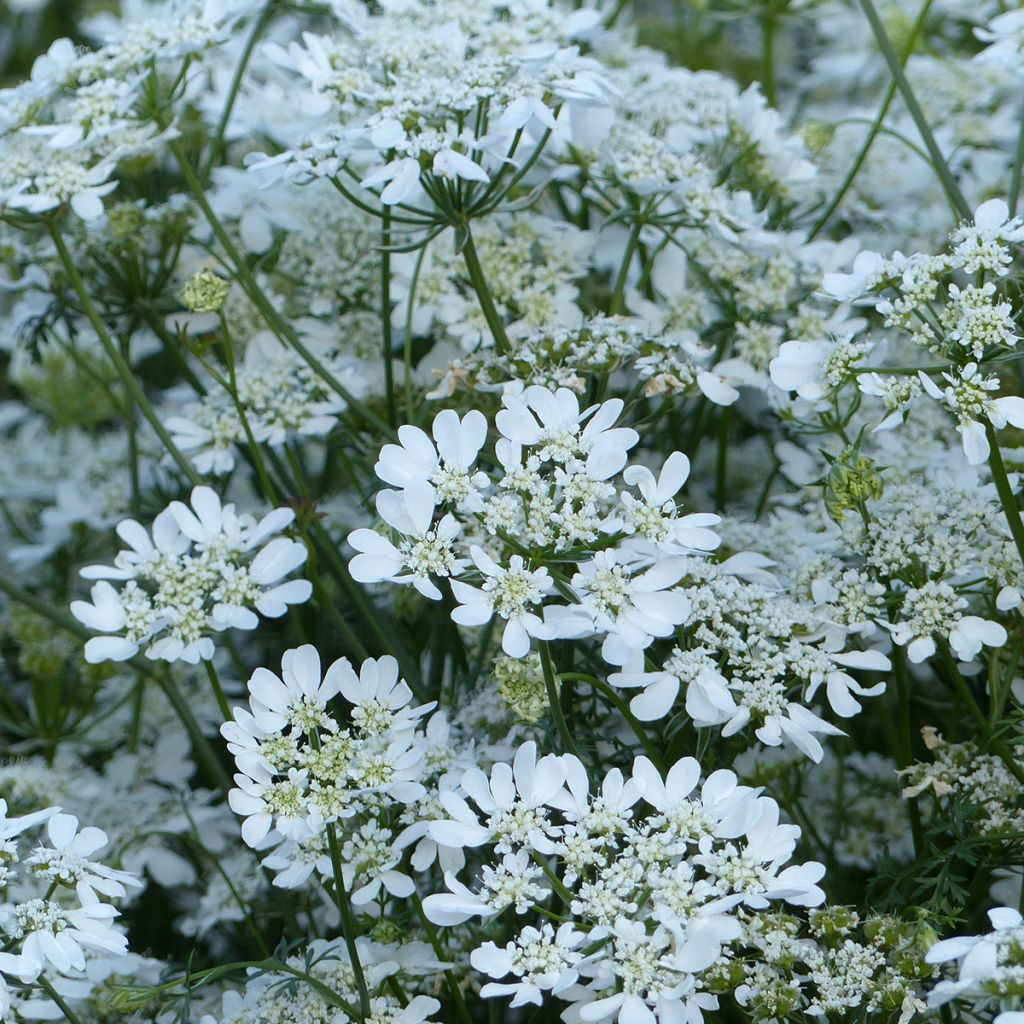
[[180, 268, 229, 314]]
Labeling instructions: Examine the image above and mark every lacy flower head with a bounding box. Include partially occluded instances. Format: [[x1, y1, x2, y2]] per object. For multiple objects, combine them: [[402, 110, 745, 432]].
[[250, 0, 610, 212], [0, 800, 138, 1015], [349, 386, 721, 667], [70, 486, 312, 664], [423, 746, 826, 1024], [223, 645, 436, 900]]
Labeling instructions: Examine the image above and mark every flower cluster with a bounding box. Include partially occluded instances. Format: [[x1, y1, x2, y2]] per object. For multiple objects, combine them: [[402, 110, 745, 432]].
[[70, 486, 312, 663], [424, 745, 826, 1023], [0, 800, 138, 1018], [2, 0, 1024, 1021]]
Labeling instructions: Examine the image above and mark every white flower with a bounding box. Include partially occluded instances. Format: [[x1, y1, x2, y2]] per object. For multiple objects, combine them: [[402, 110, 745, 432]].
[[616, 452, 721, 554], [926, 907, 1024, 1009], [375, 410, 490, 512], [348, 481, 464, 600], [71, 487, 311, 664], [451, 548, 557, 657], [471, 922, 587, 1007], [890, 580, 1007, 662], [769, 336, 870, 402], [240, 644, 343, 738], [497, 386, 638, 479], [11, 893, 128, 975], [423, 850, 548, 925], [821, 250, 885, 302], [229, 763, 315, 848], [571, 550, 690, 665], [430, 741, 566, 854], [919, 362, 1024, 465], [26, 814, 140, 902], [801, 646, 889, 718]]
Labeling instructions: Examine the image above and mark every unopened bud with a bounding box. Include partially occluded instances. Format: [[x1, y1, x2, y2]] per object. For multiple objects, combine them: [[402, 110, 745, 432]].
[[180, 269, 229, 314]]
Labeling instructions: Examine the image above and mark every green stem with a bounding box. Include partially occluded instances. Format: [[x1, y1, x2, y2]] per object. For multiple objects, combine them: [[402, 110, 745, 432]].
[[808, 0, 933, 238], [460, 227, 510, 354], [402, 244, 429, 422], [937, 641, 1024, 785], [139, 959, 357, 1017], [987, 422, 1024, 570], [1011, 94, 1024, 216], [891, 644, 924, 854], [201, 4, 275, 181], [539, 642, 578, 756], [37, 975, 85, 1024], [381, 207, 398, 427], [609, 215, 643, 315], [857, 0, 971, 220], [204, 659, 232, 722], [46, 220, 201, 485], [560, 673, 663, 767], [411, 894, 475, 1024], [325, 822, 372, 1018]]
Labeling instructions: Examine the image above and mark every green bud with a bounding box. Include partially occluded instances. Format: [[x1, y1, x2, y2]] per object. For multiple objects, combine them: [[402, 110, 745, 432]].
[[809, 905, 860, 942], [494, 653, 548, 723], [180, 268, 230, 314], [823, 443, 883, 524]]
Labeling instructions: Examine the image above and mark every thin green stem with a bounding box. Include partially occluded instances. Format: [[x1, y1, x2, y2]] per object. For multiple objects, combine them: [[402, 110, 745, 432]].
[[560, 673, 663, 767], [381, 207, 398, 427], [325, 822, 372, 1018], [460, 227, 510, 354], [937, 641, 1024, 785], [857, 0, 971, 220], [1011, 93, 1024, 216], [539, 642, 578, 756], [987, 423, 1024, 570], [808, 0, 933, 238], [201, 4, 275, 181], [46, 220, 201, 485], [609, 214, 644, 315], [37, 975, 85, 1024], [411, 894, 475, 1024], [204, 659, 232, 722], [890, 644, 924, 854]]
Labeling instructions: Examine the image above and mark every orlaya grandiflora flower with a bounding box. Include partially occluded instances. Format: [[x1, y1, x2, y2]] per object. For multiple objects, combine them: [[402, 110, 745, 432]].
[[12, 890, 129, 975], [26, 813, 142, 903], [70, 487, 311, 663], [224, 646, 432, 848], [692, 798, 826, 909], [450, 547, 562, 658], [723, 699, 846, 764], [919, 361, 1024, 465], [423, 849, 549, 925], [631, 755, 762, 843], [573, 916, 734, 1024], [348, 480, 465, 600], [570, 549, 690, 667], [496, 385, 638, 478], [471, 922, 590, 1009], [888, 579, 1008, 663], [926, 907, 1024, 1016], [429, 741, 566, 855], [609, 647, 736, 725], [799, 644, 889, 718], [610, 452, 722, 554], [374, 409, 490, 513]]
